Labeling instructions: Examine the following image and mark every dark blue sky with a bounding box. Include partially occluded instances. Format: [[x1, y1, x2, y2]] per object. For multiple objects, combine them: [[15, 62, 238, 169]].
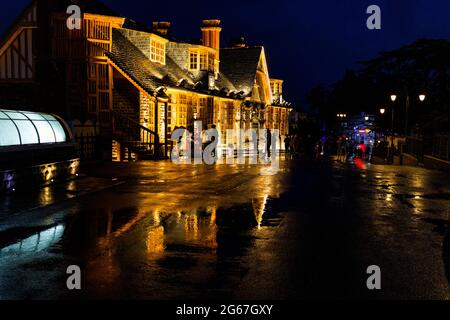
[[1, 0, 450, 104]]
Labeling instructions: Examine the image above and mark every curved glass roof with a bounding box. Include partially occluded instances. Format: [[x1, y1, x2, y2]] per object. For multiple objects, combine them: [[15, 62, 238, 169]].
[[0, 109, 68, 147]]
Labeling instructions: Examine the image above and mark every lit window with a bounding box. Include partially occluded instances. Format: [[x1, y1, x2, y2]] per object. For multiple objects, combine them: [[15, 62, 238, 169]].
[[200, 53, 207, 71], [190, 49, 213, 71], [150, 39, 165, 64], [189, 51, 198, 70], [208, 53, 215, 72]]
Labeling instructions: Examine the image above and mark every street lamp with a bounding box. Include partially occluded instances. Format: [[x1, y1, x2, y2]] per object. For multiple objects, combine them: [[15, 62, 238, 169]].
[[389, 96, 396, 162], [365, 116, 369, 121], [387, 92, 426, 162], [379, 108, 386, 115]]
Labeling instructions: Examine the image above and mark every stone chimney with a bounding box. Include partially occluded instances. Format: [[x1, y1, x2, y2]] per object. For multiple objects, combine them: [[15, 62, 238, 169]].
[[152, 21, 171, 36], [201, 20, 221, 61]]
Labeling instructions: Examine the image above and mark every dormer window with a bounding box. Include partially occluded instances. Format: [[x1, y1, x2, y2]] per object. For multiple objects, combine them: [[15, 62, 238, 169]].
[[150, 38, 166, 64], [189, 51, 198, 70], [189, 49, 215, 72]]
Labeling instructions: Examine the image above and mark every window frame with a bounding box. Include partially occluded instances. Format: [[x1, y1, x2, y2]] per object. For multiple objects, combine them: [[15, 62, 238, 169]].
[[150, 38, 166, 65]]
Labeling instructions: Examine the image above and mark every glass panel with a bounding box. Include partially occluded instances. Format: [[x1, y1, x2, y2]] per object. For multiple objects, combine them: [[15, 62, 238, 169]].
[[33, 120, 55, 143], [0, 120, 21, 146], [42, 114, 57, 121], [24, 112, 45, 120], [0, 112, 8, 119], [4, 112, 27, 120], [48, 121, 66, 143], [13, 120, 39, 145]]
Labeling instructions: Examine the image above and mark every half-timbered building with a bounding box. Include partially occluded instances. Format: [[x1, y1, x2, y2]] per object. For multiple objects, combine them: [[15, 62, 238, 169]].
[[0, 0, 293, 160]]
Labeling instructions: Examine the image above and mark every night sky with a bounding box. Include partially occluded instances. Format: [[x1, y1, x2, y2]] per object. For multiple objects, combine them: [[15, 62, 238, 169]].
[[1, 0, 450, 106]]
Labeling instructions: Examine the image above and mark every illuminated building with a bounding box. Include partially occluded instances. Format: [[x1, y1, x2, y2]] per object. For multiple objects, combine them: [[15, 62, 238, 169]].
[[0, 0, 293, 160]]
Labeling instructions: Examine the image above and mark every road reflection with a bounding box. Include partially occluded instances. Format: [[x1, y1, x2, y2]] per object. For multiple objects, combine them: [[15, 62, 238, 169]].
[[0, 191, 276, 298], [0, 225, 65, 255]]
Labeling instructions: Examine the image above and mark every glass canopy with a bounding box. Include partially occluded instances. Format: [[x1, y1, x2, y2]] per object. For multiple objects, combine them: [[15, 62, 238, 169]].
[[0, 109, 68, 147]]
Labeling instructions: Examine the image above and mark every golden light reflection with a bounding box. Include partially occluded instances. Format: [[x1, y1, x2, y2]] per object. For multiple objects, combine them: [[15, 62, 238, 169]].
[[184, 213, 199, 242], [386, 194, 392, 202], [177, 207, 218, 249], [203, 207, 218, 249], [210, 207, 216, 226], [153, 210, 161, 225], [146, 225, 165, 255], [40, 186, 54, 205], [252, 195, 268, 229]]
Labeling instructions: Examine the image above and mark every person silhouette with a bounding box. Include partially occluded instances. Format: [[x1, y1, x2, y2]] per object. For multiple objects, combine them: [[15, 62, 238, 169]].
[[266, 129, 272, 158]]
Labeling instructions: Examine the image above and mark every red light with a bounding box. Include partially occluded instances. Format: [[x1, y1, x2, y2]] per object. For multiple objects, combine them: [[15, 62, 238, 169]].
[[355, 158, 366, 170]]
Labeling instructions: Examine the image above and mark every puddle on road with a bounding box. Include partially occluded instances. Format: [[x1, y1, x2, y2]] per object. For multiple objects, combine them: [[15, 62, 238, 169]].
[[0, 224, 65, 255], [0, 195, 285, 299]]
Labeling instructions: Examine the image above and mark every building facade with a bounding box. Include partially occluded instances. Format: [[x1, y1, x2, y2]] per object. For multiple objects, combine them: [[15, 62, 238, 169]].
[[0, 0, 293, 160]]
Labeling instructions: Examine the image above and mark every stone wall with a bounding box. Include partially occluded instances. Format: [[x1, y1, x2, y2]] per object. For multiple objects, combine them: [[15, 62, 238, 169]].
[[166, 42, 191, 71], [119, 29, 151, 59], [113, 78, 139, 122]]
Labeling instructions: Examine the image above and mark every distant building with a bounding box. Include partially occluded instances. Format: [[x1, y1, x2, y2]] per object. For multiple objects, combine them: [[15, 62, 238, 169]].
[[0, 0, 293, 160]]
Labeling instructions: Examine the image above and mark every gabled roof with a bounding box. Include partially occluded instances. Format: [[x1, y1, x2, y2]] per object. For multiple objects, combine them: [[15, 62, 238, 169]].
[[106, 29, 239, 97], [220, 47, 263, 93], [0, 0, 37, 51], [106, 29, 194, 96]]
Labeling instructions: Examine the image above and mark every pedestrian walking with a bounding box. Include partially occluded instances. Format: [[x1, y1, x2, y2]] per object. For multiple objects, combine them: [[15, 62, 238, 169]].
[[266, 129, 272, 158]]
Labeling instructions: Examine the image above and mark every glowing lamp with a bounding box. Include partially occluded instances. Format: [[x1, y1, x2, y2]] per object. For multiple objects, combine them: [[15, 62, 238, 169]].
[[390, 95, 397, 102]]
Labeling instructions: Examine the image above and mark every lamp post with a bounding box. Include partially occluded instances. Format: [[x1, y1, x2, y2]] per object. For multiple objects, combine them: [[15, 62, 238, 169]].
[[390, 95, 397, 162], [389, 93, 426, 161], [379, 108, 387, 158], [405, 94, 426, 136], [379, 108, 386, 135], [391, 93, 426, 137]]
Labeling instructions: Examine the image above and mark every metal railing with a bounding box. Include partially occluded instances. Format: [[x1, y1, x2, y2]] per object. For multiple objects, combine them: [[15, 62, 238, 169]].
[[75, 133, 100, 161], [111, 111, 158, 159], [403, 135, 424, 163], [432, 134, 450, 161]]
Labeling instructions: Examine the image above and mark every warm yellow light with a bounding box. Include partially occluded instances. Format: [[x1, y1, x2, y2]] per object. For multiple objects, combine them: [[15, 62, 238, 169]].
[[419, 94, 426, 102], [380, 108, 386, 114], [390, 95, 397, 102]]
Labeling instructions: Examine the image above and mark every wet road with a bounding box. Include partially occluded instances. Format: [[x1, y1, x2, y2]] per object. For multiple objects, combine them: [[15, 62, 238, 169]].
[[0, 160, 450, 300]]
